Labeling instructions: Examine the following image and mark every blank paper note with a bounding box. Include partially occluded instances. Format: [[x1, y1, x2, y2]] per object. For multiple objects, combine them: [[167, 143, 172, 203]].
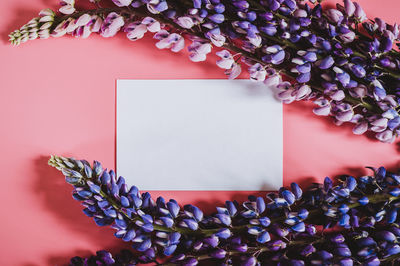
[[117, 79, 282, 191]]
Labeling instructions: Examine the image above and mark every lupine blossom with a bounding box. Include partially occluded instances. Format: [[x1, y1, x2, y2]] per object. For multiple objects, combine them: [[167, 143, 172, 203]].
[[9, 0, 400, 143], [50, 155, 400, 265]]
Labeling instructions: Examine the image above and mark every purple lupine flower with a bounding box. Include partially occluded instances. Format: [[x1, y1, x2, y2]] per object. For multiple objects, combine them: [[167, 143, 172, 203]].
[[354, 2, 367, 21], [206, 32, 225, 47], [343, 0, 356, 17], [112, 0, 132, 7], [335, 103, 354, 122], [59, 0, 75, 15], [249, 63, 267, 81], [188, 40, 212, 62], [10, 0, 400, 142], [101, 12, 124, 38], [49, 155, 400, 265], [142, 17, 161, 32], [264, 69, 282, 88], [147, 1, 168, 14], [176, 16, 195, 29], [125, 22, 147, 40], [326, 9, 344, 24], [216, 50, 234, 69], [277, 82, 296, 104], [313, 97, 331, 116], [154, 30, 185, 52], [376, 129, 395, 143], [226, 63, 241, 79]]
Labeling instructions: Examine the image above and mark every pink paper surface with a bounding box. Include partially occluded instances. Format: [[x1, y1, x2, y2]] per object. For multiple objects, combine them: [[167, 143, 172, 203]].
[[1, 0, 400, 265]]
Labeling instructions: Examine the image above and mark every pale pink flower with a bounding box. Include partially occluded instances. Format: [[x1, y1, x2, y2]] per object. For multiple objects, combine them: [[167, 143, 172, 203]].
[[154, 31, 185, 53], [264, 73, 282, 88], [125, 22, 147, 41], [142, 17, 161, 32], [39, 8, 55, 17], [111, 0, 133, 7], [248, 63, 267, 81], [226, 63, 241, 79], [66, 19, 78, 33], [59, 5, 75, 15], [51, 18, 71, 37], [343, 0, 356, 17], [189, 53, 207, 62], [330, 90, 345, 101], [39, 15, 54, 23], [340, 31, 355, 43], [176, 17, 195, 29], [276, 82, 296, 104], [354, 2, 367, 22], [376, 130, 395, 143], [247, 35, 262, 47], [294, 85, 311, 100], [91, 17, 103, 33], [76, 14, 92, 27], [188, 41, 212, 62], [313, 98, 331, 116], [207, 33, 225, 47], [171, 36, 185, 52], [101, 12, 124, 38], [370, 118, 388, 132], [216, 50, 234, 69], [326, 9, 343, 23], [353, 122, 368, 135]]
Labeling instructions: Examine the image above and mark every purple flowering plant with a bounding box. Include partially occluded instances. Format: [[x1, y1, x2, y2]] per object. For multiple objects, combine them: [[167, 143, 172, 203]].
[[8, 0, 400, 143], [50, 155, 400, 265]]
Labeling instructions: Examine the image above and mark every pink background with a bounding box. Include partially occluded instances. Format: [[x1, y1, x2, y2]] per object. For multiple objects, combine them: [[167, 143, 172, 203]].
[[1, 0, 400, 265]]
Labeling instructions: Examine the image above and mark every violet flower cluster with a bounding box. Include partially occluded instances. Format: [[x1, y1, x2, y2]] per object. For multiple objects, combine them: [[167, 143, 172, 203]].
[[70, 249, 138, 265], [9, 0, 400, 143], [49, 155, 400, 265]]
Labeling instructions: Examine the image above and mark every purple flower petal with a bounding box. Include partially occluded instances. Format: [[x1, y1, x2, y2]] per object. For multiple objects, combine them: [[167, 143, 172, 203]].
[[313, 105, 331, 116], [326, 9, 343, 23], [376, 129, 395, 143], [344, 0, 356, 16], [271, 50, 285, 64], [176, 17, 194, 29], [319, 56, 335, 69], [227, 63, 241, 79], [297, 72, 311, 83]]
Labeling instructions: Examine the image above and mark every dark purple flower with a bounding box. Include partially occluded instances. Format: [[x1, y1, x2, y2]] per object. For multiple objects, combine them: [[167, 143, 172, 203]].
[[210, 249, 226, 259]]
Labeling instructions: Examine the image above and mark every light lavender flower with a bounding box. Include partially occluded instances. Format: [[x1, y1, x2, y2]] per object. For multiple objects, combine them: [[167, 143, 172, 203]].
[[248, 63, 267, 82], [216, 50, 234, 69], [188, 40, 211, 62], [154, 30, 184, 53], [59, 0, 75, 15], [101, 12, 124, 38]]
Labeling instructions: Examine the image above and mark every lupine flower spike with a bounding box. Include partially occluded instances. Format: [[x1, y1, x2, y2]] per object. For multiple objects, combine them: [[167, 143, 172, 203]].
[[9, 0, 400, 143], [50, 155, 400, 265]]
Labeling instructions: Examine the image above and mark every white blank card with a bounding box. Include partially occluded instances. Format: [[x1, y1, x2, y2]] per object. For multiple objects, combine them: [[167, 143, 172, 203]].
[[117, 80, 282, 190]]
